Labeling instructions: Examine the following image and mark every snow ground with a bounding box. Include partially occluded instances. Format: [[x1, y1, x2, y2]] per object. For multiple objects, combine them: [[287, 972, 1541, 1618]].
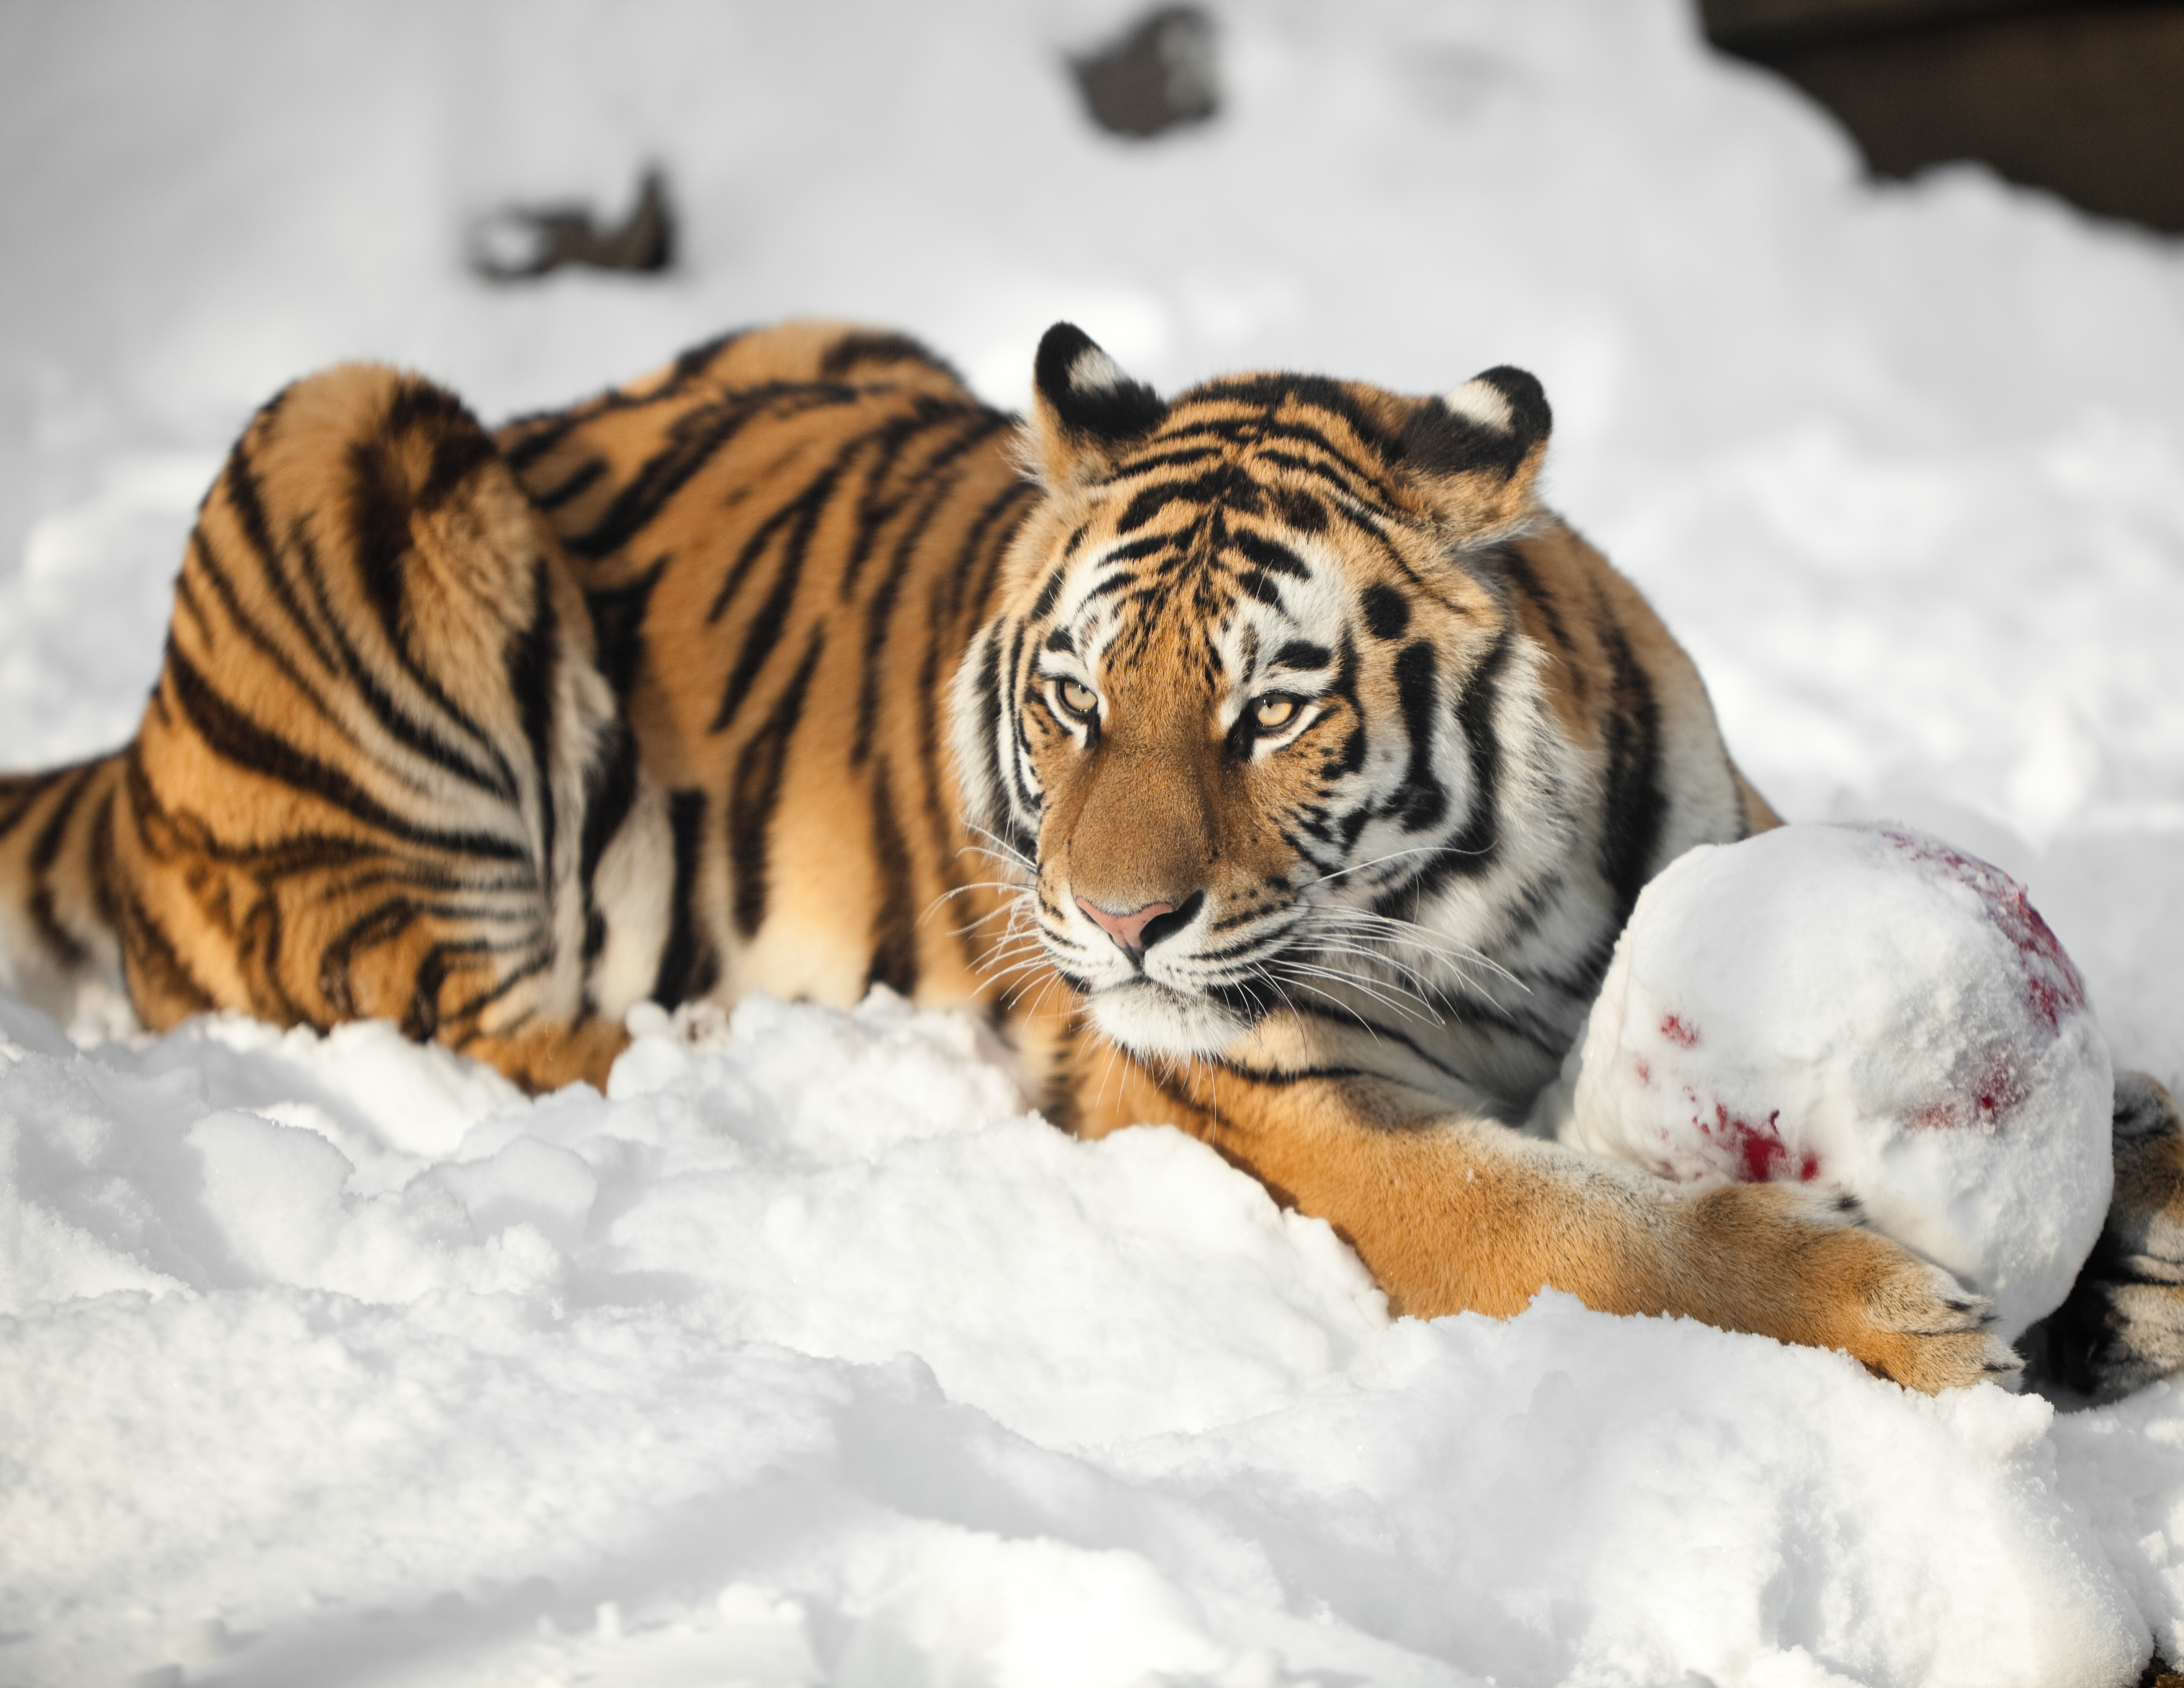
[[3, 0, 2183, 1683]]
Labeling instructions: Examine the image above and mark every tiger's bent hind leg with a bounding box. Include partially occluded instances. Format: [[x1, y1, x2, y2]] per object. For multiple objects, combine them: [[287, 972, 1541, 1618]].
[[110, 362, 665, 1090], [2034, 1073, 2184, 1398], [0, 755, 131, 1032]]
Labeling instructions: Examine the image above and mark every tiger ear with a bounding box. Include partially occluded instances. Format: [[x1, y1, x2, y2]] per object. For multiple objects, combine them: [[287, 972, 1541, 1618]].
[[1027, 322, 1165, 486], [1398, 365, 1552, 546]]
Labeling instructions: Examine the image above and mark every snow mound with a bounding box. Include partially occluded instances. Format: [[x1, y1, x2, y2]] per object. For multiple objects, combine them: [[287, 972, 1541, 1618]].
[[0, 989, 2162, 1688], [1552, 823, 2114, 1338]]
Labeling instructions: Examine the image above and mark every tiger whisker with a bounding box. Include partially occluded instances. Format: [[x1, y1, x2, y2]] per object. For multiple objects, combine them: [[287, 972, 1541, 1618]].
[[1295, 905, 1526, 994], [1300, 844, 1451, 888], [1273, 959, 1435, 1027], [1285, 977, 1392, 1045]]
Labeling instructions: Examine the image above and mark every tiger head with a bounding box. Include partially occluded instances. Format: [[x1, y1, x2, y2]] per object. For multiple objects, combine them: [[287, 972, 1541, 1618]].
[[952, 323, 1567, 1061]]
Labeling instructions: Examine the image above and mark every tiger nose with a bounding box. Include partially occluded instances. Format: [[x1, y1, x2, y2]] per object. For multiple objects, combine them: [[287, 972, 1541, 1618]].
[[1076, 897, 1178, 959]]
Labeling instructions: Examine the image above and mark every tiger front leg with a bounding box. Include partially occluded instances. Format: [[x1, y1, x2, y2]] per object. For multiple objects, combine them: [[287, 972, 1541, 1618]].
[[1093, 1059, 2018, 1392]]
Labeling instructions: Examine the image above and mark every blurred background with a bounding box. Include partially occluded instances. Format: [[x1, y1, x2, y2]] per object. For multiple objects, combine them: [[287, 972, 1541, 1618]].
[[2, 0, 2180, 1066], [1703, 0, 2184, 231]]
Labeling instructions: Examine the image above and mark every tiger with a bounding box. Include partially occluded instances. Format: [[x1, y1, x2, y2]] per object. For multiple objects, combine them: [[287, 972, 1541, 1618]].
[[2, 318, 2177, 1396]]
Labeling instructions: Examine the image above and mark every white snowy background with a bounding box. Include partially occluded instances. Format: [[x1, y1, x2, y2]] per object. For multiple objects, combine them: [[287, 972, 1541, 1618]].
[[4, 1, 2184, 1683]]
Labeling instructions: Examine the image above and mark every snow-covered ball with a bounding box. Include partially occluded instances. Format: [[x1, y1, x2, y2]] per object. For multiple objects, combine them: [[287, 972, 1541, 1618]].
[[1543, 822, 2113, 1341]]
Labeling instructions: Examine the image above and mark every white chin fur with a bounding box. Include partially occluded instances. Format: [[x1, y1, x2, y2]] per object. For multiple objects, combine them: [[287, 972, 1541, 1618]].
[[1087, 979, 1248, 1058]]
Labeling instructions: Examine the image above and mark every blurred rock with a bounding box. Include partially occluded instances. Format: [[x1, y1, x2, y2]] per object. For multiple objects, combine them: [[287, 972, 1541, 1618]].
[[1700, 0, 2184, 234], [468, 165, 674, 281], [1071, 5, 1218, 139]]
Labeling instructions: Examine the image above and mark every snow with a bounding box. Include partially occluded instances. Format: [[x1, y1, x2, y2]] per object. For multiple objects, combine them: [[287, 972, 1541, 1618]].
[[4, 0, 2184, 1683], [1547, 823, 2116, 1340]]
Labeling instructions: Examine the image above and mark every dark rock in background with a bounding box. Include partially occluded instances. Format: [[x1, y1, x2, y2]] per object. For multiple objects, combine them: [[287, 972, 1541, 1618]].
[[1071, 5, 1219, 139], [469, 165, 675, 281], [1701, 0, 2184, 233]]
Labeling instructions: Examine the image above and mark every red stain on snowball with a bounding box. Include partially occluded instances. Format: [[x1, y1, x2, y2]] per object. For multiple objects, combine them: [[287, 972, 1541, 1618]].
[[1691, 1100, 1821, 1183], [1631, 1055, 1653, 1085], [1658, 1014, 1699, 1049], [1877, 827, 2086, 1034], [1906, 1045, 2031, 1132]]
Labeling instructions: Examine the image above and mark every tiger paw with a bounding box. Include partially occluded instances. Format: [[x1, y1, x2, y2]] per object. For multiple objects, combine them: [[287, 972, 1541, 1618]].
[[1686, 1181, 2020, 1393], [1823, 1227, 2024, 1393], [2033, 1073, 2184, 1399]]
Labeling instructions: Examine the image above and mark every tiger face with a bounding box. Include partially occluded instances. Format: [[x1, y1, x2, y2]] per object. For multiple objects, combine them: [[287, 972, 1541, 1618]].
[[954, 326, 1572, 1062]]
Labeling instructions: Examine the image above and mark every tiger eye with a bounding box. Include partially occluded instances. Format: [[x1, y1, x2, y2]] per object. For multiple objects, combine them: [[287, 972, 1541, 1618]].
[[1060, 679, 1099, 718], [1253, 695, 1297, 730]]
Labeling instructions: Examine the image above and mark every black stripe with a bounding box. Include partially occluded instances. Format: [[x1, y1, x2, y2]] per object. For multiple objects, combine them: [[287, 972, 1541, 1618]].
[[708, 475, 832, 734], [318, 898, 421, 1022], [852, 428, 1003, 761], [568, 384, 856, 563], [289, 524, 513, 799], [1360, 584, 1410, 641], [1499, 545, 1580, 663], [0, 769, 70, 844], [344, 426, 517, 790], [729, 626, 825, 937], [1001, 622, 1043, 824], [1382, 631, 1513, 907], [220, 436, 343, 677], [652, 788, 717, 1007], [531, 456, 607, 513], [1594, 604, 1665, 924], [1088, 442, 1224, 479], [1029, 567, 1068, 623], [507, 557, 560, 884], [836, 410, 934, 601], [1116, 469, 1239, 535], [24, 761, 99, 965], [968, 626, 1007, 837], [388, 379, 499, 508], [116, 882, 217, 1018], [668, 326, 750, 385], [577, 718, 640, 965], [435, 940, 556, 1032], [27, 761, 95, 876], [966, 482, 1042, 628], [914, 575, 973, 971], [819, 330, 962, 385], [1229, 528, 1311, 580], [866, 759, 919, 997], [586, 557, 666, 701], [183, 530, 365, 763], [88, 779, 118, 935], [162, 640, 530, 862], [705, 454, 840, 627], [499, 412, 589, 477], [940, 479, 1040, 631], [1385, 641, 1447, 833]]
